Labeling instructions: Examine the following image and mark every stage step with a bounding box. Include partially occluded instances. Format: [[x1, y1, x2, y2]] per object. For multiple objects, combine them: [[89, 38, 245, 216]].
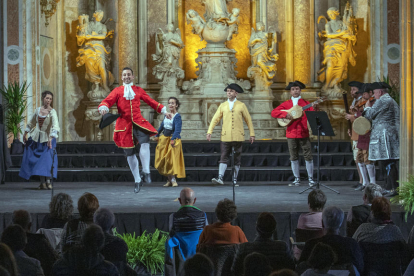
[[10, 152, 355, 169], [5, 140, 369, 183], [6, 165, 382, 183]]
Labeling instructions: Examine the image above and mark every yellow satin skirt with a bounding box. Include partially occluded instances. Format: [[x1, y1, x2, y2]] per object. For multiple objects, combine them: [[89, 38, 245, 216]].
[[154, 135, 186, 178]]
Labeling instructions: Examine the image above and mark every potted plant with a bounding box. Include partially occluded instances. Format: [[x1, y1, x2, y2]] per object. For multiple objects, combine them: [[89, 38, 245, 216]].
[[113, 228, 168, 276], [0, 81, 30, 154], [390, 175, 414, 221]]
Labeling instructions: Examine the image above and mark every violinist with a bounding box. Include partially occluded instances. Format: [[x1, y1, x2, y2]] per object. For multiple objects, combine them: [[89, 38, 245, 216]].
[[345, 81, 364, 189], [353, 84, 376, 191]]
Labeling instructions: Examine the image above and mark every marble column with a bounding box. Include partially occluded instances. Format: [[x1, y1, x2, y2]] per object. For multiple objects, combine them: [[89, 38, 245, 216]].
[[399, 0, 414, 183], [118, 0, 138, 79], [285, 0, 294, 83]]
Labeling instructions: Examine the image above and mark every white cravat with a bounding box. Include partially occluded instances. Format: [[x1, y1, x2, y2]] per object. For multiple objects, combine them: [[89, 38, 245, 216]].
[[123, 82, 135, 100], [291, 96, 301, 106], [228, 98, 237, 111]]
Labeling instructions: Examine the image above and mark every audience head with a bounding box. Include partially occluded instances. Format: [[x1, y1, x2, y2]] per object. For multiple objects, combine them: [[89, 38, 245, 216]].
[[93, 208, 115, 233], [243, 252, 272, 276], [78, 192, 99, 220], [183, 253, 214, 276], [322, 206, 344, 233], [269, 270, 298, 276], [308, 189, 327, 212], [215, 198, 237, 223], [82, 224, 105, 253], [179, 188, 196, 206], [0, 243, 18, 276], [11, 210, 32, 232], [256, 212, 277, 238], [363, 184, 383, 204], [371, 197, 392, 222], [49, 193, 74, 220], [307, 242, 337, 272], [1, 225, 27, 252]]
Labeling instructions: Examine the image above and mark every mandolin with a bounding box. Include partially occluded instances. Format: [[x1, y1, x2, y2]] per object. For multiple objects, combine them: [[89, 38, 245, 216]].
[[277, 97, 326, 127]]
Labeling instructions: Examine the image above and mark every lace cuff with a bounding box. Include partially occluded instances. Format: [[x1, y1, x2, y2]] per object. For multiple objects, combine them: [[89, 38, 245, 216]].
[[161, 106, 167, 114], [49, 129, 58, 138], [98, 106, 109, 112]]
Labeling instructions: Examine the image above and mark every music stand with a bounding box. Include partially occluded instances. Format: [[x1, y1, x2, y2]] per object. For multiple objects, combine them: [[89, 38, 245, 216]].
[[299, 111, 339, 194]]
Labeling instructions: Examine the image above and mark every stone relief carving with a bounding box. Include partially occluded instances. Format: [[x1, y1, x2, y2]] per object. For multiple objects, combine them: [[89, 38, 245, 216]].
[[76, 10, 115, 101], [317, 2, 357, 94], [247, 21, 278, 91], [152, 24, 185, 97]]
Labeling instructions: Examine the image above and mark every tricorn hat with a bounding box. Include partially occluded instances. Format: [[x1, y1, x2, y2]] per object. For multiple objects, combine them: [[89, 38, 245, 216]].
[[360, 83, 372, 93], [99, 113, 120, 129], [224, 83, 244, 93], [348, 81, 365, 94], [285, 80, 306, 90], [369, 82, 392, 90]]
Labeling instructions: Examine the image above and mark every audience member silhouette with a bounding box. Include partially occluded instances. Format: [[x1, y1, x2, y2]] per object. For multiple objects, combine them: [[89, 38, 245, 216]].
[[12, 210, 58, 276], [52, 224, 119, 276], [183, 253, 214, 276], [301, 242, 336, 276], [0, 243, 18, 276], [1, 225, 44, 276], [242, 252, 273, 276], [297, 189, 326, 230], [41, 193, 74, 229]]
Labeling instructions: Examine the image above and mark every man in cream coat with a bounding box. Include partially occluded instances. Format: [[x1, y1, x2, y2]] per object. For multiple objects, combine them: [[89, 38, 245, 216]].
[[207, 83, 255, 185]]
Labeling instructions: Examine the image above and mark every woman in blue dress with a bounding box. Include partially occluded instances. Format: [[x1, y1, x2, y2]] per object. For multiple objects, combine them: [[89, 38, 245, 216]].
[[19, 91, 60, 189]]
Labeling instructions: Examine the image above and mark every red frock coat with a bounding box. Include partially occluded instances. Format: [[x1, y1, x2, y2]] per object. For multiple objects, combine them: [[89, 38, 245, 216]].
[[271, 99, 314, 139], [98, 85, 164, 148]]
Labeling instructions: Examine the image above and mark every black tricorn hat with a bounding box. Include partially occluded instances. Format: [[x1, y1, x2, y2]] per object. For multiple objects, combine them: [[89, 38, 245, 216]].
[[369, 82, 392, 90], [285, 80, 306, 90], [360, 83, 372, 93], [99, 113, 120, 129], [224, 83, 244, 93], [348, 81, 364, 89]]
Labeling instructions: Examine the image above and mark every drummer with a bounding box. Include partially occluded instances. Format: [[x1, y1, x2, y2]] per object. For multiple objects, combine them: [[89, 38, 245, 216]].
[[353, 84, 376, 191]]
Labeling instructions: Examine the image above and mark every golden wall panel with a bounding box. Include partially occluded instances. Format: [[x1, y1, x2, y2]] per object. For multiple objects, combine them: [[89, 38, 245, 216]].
[[148, 0, 168, 84], [179, 0, 252, 80], [226, 0, 252, 79], [179, 0, 207, 80], [268, 0, 286, 83], [293, 0, 310, 85]]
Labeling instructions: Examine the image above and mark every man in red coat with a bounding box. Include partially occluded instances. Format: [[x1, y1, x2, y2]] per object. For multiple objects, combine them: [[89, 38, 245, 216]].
[[98, 67, 172, 193], [271, 81, 318, 186]]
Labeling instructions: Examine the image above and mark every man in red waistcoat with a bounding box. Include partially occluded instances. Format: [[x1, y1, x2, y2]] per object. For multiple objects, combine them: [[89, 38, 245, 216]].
[[98, 67, 172, 193], [353, 84, 376, 191], [271, 81, 318, 187]]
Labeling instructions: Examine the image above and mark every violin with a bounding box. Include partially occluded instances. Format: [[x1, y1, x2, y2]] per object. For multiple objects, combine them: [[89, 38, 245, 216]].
[[355, 96, 375, 108]]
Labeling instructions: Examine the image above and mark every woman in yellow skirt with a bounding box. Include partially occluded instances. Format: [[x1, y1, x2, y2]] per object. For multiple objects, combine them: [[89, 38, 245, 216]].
[[154, 97, 186, 187]]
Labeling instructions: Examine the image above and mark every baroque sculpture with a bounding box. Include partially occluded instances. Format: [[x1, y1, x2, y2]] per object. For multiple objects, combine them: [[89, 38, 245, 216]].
[[318, 2, 357, 94], [183, 0, 250, 95], [247, 22, 278, 92], [152, 24, 185, 97], [76, 10, 115, 101], [77, 10, 115, 142]]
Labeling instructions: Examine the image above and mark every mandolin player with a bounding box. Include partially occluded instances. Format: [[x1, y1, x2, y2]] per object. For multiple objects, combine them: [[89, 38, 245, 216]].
[[271, 81, 319, 187]]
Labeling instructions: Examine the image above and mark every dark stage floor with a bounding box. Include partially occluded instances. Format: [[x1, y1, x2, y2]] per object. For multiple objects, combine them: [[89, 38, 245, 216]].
[[0, 181, 400, 213]]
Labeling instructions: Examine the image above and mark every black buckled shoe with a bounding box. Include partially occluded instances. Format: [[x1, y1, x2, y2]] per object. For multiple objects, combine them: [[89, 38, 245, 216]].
[[134, 181, 142, 193], [142, 172, 152, 185]]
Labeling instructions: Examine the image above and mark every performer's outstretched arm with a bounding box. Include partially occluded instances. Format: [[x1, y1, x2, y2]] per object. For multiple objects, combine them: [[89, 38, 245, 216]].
[[98, 89, 120, 114]]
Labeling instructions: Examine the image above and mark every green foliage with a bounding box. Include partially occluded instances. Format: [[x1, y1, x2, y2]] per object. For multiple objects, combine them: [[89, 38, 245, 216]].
[[0, 81, 30, 138], [380, 75, 399, 105], [390, 175, 414, 221], [113, 228, 168, 275]]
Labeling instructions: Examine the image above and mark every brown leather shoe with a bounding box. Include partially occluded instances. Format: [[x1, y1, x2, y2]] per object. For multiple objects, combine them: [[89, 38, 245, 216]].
[[38, 183, 47, 190]]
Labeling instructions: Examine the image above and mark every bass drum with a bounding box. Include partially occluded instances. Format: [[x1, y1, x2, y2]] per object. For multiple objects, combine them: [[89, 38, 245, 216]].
[[353, 117, 371, 135]]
